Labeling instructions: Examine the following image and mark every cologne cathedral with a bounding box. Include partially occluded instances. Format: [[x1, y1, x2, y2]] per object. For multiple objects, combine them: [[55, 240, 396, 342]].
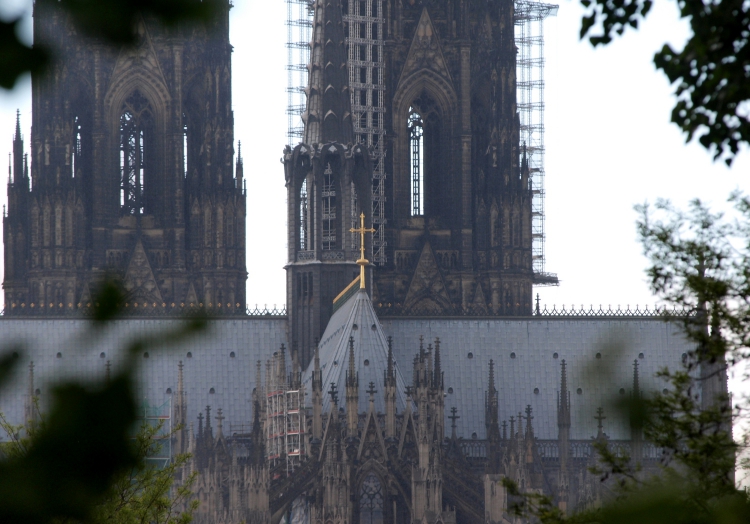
[[0, 1, 723, 524]]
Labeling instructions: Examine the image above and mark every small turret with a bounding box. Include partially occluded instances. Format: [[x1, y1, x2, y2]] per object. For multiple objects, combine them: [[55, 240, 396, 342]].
[[345, 336, 359, 438]]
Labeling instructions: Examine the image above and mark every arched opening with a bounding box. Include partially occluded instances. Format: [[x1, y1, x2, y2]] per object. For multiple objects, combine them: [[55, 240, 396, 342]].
[[299, 177, 309, 250], [72, 115, 82, 178], [408, 107, 424, 216], [322, 163, 337, 250], [119, 91, 153, 215], [405, 91, 443, 221], [359, 472, 384, 524], [182, 113, 188, 178]]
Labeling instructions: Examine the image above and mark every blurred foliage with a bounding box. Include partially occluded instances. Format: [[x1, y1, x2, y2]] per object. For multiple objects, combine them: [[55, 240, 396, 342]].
[[505, 196, 750, 522], [579, 0, 749, 165], [0, 280, 205, 524], [0, 0, 223, 89]]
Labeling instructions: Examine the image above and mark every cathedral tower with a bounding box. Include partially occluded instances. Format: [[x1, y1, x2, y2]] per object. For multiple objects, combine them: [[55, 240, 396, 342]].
[[3, 0, 246, 315], [374, 0, 536, 316], [284, 0, 375, 365]]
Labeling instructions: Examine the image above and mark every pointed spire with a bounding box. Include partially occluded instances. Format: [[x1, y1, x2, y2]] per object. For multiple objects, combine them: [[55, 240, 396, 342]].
[[385, 336, 394, 385], [235, 140, 244, 182], [178, 360, 184, 393], [303, 0, 353, 144], [24, 361, 36, 428], [525, 404, 534, 437], [489, 359, 497, 397], [215, 408, 225, 439], [346, 335, 357, 388], [595, 407, 607, 440], [433, 337, 442, 388], [558, 359, 570, 428], [205, 405, 213, 439], [449, 406, 459, 440], [15, 109, 21, 140]]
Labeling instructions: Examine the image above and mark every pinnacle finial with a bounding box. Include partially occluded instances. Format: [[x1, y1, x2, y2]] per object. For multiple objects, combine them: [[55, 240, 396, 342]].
[[15, 109, 21, 140], [595, 406, 606, 435], [632, 359, 640, 398], [349, 213, 375, 289], [488, 359, 496, 395], [328, 382, 339, 404]]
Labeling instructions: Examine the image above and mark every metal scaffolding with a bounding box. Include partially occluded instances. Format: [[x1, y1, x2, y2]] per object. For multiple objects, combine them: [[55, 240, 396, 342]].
[[344, 0, 386, 265], [286, 0, 313, 144], [286, 0, 387, 265], [266, 350, 305, 474], [286, 0, 557, 272], [515, 1, 558, 284], [139, 398, 172, 469]]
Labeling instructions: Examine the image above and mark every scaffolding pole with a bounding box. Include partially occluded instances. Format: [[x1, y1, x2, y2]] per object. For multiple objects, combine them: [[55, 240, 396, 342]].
[[514, 1, 558, 285], [266, 351, 305, 474], [286, 0, 387, 265], [344, 0, 387, 265], [286, 0, 313, 145]]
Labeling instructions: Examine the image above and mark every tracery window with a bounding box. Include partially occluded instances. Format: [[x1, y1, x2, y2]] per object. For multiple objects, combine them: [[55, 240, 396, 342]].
[[408, 107, 424, 216], [300, 177, 309, 250], [72, 115, 82, 178], [359, 473, 384, 524], [322, 163, 337, 250], [119, 91, 153, 215], [183, 116, 188, 178]]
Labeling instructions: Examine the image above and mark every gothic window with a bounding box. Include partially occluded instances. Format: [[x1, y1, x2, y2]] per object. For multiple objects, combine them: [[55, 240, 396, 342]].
[[322, 163, 337, 250], [408, 107, 424, 216], [119, 91, 153, 215], [182, 117, 188, 178], [72, 115, 82, 178], [359, 473, 384, 524], [299, 178, 309, 250]]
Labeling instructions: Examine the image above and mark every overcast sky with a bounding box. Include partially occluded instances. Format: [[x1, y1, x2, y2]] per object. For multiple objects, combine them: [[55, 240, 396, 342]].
[[0, 0, 747, 311]]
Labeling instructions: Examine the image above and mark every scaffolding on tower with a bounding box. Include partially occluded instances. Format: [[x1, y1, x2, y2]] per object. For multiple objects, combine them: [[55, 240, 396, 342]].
[[286, 0, 387, 265], [138, 398, 172, 469], [514, 1, 558, 285], [286, 0, 313, 144], [266, 348, 305, 474]]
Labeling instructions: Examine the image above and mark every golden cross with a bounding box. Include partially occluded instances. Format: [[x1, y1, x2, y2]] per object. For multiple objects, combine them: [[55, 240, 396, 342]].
[[349, 212, 375, 289]]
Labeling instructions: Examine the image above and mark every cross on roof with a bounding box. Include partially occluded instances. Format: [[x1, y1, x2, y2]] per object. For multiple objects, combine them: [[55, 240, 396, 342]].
[[449, 406, 460, 429], [216, 408, 225, 426], [349, 212, 375, 289], [367, 381, 377, 397], [594, 406, 606, 431], [328, 382, 339, 403]]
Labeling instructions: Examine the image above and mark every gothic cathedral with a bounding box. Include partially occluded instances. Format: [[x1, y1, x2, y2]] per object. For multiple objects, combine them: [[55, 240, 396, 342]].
[[3, 0, 246, 314], [286, 0, 538, 364]]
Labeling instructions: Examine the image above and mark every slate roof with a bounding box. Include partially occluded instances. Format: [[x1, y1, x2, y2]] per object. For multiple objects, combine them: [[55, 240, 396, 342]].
[[0, 316, 693, 442], [301, 289, 409, 414], [383, 318, 693, 440], [0, 319, 287, 435]]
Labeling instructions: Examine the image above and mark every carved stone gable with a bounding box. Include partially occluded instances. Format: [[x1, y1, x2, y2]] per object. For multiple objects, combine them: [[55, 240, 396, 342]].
[[399, 8, 454, 88], [403, 241, 453, 313], [123, 239, 163, 303]]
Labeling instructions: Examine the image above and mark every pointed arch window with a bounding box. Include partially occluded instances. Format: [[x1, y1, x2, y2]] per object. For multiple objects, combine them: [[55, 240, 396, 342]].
[[119, 91, 153, 215], [72, 115, 82, 178], [322, 163, 337, 250], [408, 107, 424, 216], [359, 473, 384, 524], [300, 177, 309, 250]]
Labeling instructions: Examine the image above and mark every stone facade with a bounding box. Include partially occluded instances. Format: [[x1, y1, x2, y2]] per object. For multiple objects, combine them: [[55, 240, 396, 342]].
[[3, 0, 246, 314]]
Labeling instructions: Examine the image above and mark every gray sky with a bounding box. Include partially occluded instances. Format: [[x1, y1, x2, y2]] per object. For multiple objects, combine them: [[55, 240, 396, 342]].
[[0, 0, 747, 310]]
